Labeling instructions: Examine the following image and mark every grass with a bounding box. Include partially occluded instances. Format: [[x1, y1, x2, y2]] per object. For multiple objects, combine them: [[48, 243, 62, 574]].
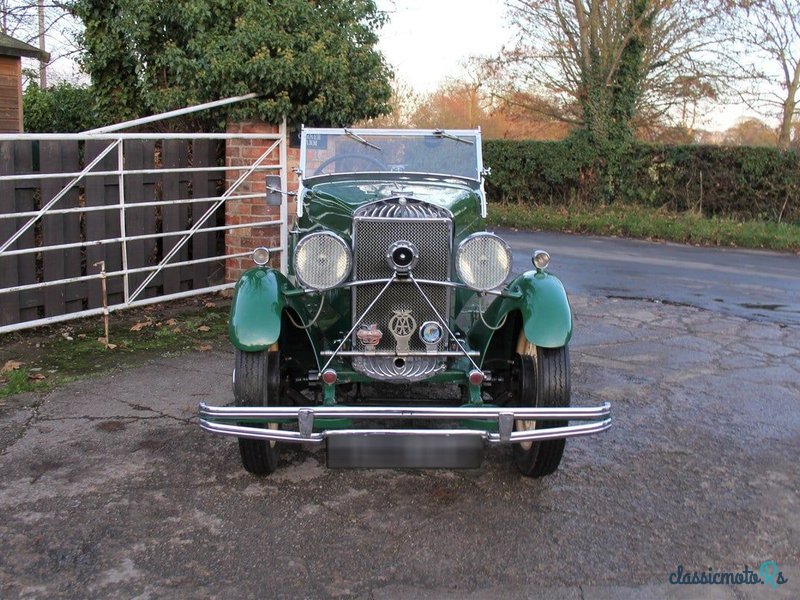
[[487, 202, 800, 252], [0, 298, 231, 399]]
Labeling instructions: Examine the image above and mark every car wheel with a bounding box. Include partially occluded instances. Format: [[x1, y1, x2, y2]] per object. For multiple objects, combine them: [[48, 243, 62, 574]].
[[512, 334, 570, 478], [234, 347, 281, 475]]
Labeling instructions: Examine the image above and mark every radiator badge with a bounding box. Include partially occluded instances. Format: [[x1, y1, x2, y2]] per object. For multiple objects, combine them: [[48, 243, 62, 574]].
[[356, 324, 383, 352], [388, 309, 417, 353]]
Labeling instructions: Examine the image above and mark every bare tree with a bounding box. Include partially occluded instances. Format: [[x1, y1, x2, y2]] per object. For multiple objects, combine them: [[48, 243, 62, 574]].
[[1, 0, 78, 86], [733, 0, 800, 149], [497, 0, 732, 142]]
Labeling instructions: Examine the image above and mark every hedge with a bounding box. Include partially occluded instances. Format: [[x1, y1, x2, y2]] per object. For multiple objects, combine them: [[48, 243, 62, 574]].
[[482, 140, 800, 224]]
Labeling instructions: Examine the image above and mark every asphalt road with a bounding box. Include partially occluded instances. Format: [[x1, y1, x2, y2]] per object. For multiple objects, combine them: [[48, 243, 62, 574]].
[[501, 229, 800, 326], [1, 234, 799, 599]]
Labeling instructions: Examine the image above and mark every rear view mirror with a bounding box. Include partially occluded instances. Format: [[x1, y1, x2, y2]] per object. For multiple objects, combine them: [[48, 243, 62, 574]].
[[266, 175, 282, 206]]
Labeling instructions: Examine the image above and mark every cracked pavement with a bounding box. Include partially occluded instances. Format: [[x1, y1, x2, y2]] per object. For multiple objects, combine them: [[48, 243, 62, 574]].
[[1, 289, 798, 599]]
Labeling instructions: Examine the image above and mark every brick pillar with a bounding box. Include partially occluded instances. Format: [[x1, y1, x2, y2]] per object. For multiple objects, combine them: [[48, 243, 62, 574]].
[[224, 120, 300, 282]]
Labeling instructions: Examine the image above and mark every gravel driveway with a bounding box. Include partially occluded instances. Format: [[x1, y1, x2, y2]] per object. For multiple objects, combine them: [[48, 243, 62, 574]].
[[1, 293, 798, 599]]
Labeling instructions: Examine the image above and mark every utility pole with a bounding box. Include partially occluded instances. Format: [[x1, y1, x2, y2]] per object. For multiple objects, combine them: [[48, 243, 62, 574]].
[[38, 0, 47, 88]]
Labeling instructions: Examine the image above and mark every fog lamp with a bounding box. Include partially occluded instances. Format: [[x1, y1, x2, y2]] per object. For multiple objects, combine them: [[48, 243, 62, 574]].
[[252, 247, 271, 266], [532, 250, 550, 271]]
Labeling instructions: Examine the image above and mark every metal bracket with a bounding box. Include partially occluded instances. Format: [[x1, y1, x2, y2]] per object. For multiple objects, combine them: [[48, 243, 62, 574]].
[[298, 408, 314, 438], [498, 412, 514, 443]]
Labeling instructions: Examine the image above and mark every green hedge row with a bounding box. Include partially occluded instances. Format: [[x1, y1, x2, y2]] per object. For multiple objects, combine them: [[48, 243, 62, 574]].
[[482, 139, 800, 224]]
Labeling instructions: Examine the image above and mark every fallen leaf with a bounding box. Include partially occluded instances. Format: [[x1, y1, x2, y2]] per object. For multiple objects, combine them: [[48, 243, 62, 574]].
[[195, 344, 212, 352], [197, 325, 210, 332], [28, 373, 46, 381], [171, 327, 181, 334], [165, 319, 178, 326], [130, 321, 151, 332], [78, 334, 86, 339], [105, 343, 118, 350], [1, 360, 23, 373], [204, 302, 216, 308]]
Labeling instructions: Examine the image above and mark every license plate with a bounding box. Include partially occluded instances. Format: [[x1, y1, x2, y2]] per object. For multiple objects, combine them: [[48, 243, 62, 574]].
[[326, 432, 484, 469]]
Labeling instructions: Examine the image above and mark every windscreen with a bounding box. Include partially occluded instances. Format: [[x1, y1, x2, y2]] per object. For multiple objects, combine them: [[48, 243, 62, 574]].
[[301, 129, 482, 180]]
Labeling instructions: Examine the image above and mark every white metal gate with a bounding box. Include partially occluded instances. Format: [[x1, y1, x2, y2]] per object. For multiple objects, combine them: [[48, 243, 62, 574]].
[[0, 96, 288, 333]]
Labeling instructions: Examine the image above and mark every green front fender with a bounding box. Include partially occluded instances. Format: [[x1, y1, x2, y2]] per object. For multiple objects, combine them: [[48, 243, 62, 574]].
[[515, 271, 573, 347], [469, 271, 573, 356], [229, 267, 287, 352]]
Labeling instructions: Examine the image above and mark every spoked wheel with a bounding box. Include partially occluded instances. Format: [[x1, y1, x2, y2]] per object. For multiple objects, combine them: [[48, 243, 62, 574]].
[[233, 347, 282, 475], [512, 334, 571, 477]]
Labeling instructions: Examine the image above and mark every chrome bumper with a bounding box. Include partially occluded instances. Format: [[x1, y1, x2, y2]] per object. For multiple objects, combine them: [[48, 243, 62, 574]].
[[198, 402, 612, 444]]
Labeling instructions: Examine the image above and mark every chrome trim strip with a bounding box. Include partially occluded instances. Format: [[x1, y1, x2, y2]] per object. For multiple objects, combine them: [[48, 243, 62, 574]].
[[488, 419, 612, 443], [198, 415, 612, 445], [336, 278, 509, 296], [353, 197, 454, 219], [199, 402, 611, 420], [319, 350, 480, 357]]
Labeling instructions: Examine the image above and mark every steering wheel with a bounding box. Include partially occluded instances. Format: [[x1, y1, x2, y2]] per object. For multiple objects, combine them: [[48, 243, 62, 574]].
[[313, 153, 388, 175]]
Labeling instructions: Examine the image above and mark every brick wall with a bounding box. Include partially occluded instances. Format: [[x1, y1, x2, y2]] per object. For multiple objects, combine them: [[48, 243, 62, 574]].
[[225, 121, 299, 282]]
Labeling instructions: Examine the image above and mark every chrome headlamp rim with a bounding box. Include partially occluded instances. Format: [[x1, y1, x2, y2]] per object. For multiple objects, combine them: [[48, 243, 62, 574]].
[[293, 231, 352, 290], [455, 232, 512, 292], [252, 246, 271, 266]]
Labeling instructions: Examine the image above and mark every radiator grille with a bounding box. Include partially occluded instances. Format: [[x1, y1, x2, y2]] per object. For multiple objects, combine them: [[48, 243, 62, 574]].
[[351, 199, 452, 365]]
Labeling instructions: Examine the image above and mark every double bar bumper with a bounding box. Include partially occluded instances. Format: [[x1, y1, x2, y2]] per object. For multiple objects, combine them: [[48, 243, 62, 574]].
[[197, 402, 612, 444]]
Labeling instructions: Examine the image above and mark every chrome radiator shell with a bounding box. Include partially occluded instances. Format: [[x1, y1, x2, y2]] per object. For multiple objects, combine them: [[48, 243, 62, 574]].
[[350, 198, 453, 382]]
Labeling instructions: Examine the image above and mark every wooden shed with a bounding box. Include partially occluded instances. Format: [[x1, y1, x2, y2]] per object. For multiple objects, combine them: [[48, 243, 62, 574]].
[[0, 32, 50, 133]]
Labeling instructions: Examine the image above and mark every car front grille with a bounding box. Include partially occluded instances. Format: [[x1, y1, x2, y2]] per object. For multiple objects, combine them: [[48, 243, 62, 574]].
[[350, 198, 453, 380]]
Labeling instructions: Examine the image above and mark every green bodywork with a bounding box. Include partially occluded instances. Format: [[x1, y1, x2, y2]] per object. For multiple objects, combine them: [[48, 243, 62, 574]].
[[468, 271, 573, 362], [229, 173, 572, 389], [229, 268, 287, 351], [297, 175, 485, 245]]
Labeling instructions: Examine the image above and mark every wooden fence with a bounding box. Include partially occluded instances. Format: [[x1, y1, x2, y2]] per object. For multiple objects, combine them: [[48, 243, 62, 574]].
[[0, 139, 226, 327]]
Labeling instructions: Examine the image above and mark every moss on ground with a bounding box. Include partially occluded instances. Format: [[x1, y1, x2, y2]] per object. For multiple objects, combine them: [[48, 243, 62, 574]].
[[0, 296, 231, 399]]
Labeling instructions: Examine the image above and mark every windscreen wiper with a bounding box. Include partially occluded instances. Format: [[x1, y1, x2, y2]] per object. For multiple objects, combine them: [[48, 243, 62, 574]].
[[344, 128, 382, 152], [433, 129, 474, 145]]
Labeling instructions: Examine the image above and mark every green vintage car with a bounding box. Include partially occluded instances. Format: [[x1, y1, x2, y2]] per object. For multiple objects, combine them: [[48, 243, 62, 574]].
[[199, 128, 611, 476]]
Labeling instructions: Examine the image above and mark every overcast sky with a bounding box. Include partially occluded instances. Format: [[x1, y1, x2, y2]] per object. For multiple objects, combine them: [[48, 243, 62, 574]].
[[374, 0, 759, 131], [375, 0, 508, 93]]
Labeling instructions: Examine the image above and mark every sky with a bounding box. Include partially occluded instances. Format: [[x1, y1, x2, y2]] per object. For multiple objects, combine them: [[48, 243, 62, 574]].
[[28, 0, 761, 132], [375, 0, 508, 94], [374, 0, 760, 132]]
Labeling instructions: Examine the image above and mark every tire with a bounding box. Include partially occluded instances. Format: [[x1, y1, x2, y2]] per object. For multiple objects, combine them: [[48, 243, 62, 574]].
[[512, 334, 571, 478], [234, 347, 281, 475]]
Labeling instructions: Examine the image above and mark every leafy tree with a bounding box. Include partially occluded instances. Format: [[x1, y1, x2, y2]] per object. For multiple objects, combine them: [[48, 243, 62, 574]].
[[23, 80, 102, 132], [69, 0, 393, 129], [723, 117, 777, 147]]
